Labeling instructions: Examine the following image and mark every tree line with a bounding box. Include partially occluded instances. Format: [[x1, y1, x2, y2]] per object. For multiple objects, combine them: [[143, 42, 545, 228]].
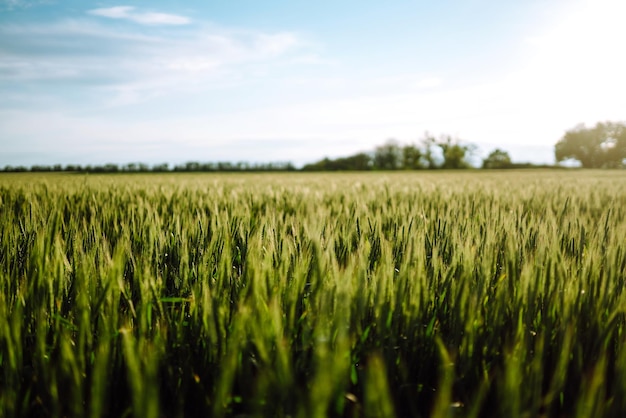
[[304, 121, 626, 171], [302, 133, 523, 171], [2, 121, 624, 173], [0, 161, 296, 173], [0, 133, 521, 173]]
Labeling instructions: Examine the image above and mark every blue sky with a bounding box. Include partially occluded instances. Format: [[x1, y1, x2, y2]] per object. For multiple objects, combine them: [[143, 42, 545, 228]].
[[1, 0, 625, 167]]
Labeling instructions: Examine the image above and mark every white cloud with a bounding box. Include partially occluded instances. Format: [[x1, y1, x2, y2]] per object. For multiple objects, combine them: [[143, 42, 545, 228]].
[[0, 18, 308, 105], [413, 77, 442, 90], [253, 33, 299, 56], [88, 6, 191, 26], [88, 6, 133, 19]]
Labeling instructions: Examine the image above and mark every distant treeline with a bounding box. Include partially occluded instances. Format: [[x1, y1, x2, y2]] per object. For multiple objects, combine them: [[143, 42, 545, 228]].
[[0, 160, 554, 173], [0, 161, 297, 173], [1, 134, 555, 173], [301, 138, 532, 171]]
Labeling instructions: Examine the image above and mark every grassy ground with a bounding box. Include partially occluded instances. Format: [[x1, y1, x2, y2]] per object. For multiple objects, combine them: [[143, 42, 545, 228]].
[[1, 170, 625, 417]]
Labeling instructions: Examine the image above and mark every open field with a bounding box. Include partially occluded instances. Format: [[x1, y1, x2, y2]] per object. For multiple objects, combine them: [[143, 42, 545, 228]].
[[1, 170, 626, 418]]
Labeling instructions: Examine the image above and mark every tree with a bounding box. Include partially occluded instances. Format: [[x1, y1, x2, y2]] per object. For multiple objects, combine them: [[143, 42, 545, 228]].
[[301, 153, 372, 171], [301, 135, 478, 171], [402, 144, 424, 169], [336, 153, 372, 170], [152, 163, 169, 172], [555, 121, 626, 168], [64, 164, 82, 172], [102, 163, 120, 172], [437, 135, 475, 169], [373, 139, 402, 170], [482, 149, 512, 169]]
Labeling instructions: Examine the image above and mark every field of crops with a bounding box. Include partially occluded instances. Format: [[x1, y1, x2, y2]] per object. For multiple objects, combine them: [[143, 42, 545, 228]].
[[1, 170, 626, 418]]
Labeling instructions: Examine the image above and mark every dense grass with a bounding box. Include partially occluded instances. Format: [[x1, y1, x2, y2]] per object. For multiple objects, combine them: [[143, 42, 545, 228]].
[[1, 171, 625, 418]]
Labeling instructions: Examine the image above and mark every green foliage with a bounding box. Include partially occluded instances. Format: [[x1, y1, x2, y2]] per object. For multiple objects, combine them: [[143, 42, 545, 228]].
[[482, 149, 513, 169], [302, 153, 372, 171], [401, 144, 424, 170], [374, 139, 403, 170], [1, 171, 626, 417], [435, 135, 475, 169], [555, 121, 626, 168], [303, 134, 477, 171]]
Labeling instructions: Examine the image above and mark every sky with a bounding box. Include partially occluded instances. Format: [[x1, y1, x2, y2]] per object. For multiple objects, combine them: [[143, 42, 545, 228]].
[[1, 0, 626, 168]]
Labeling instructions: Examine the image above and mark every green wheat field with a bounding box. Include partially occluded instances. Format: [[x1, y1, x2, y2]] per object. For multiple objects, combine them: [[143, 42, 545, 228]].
[[1, 170, 625, 418]]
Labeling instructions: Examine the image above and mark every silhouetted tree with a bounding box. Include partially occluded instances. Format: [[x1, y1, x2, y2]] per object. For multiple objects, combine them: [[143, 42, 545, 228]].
[[2, 165, 28, 172], [302, 152, 373, 171], [152, 163, 169, 172], [103, 163, 120, 172], [402, 144, 424, 169], [374, 139, 402, 170], [482, 149, 512, 169], [337, 153, 372, 170], [437, 135, 475, 169], [302, 158, 332, 171], [185, 162, 201, 172], [30, 165, 52, 172], [555, 121, 626, 168]]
